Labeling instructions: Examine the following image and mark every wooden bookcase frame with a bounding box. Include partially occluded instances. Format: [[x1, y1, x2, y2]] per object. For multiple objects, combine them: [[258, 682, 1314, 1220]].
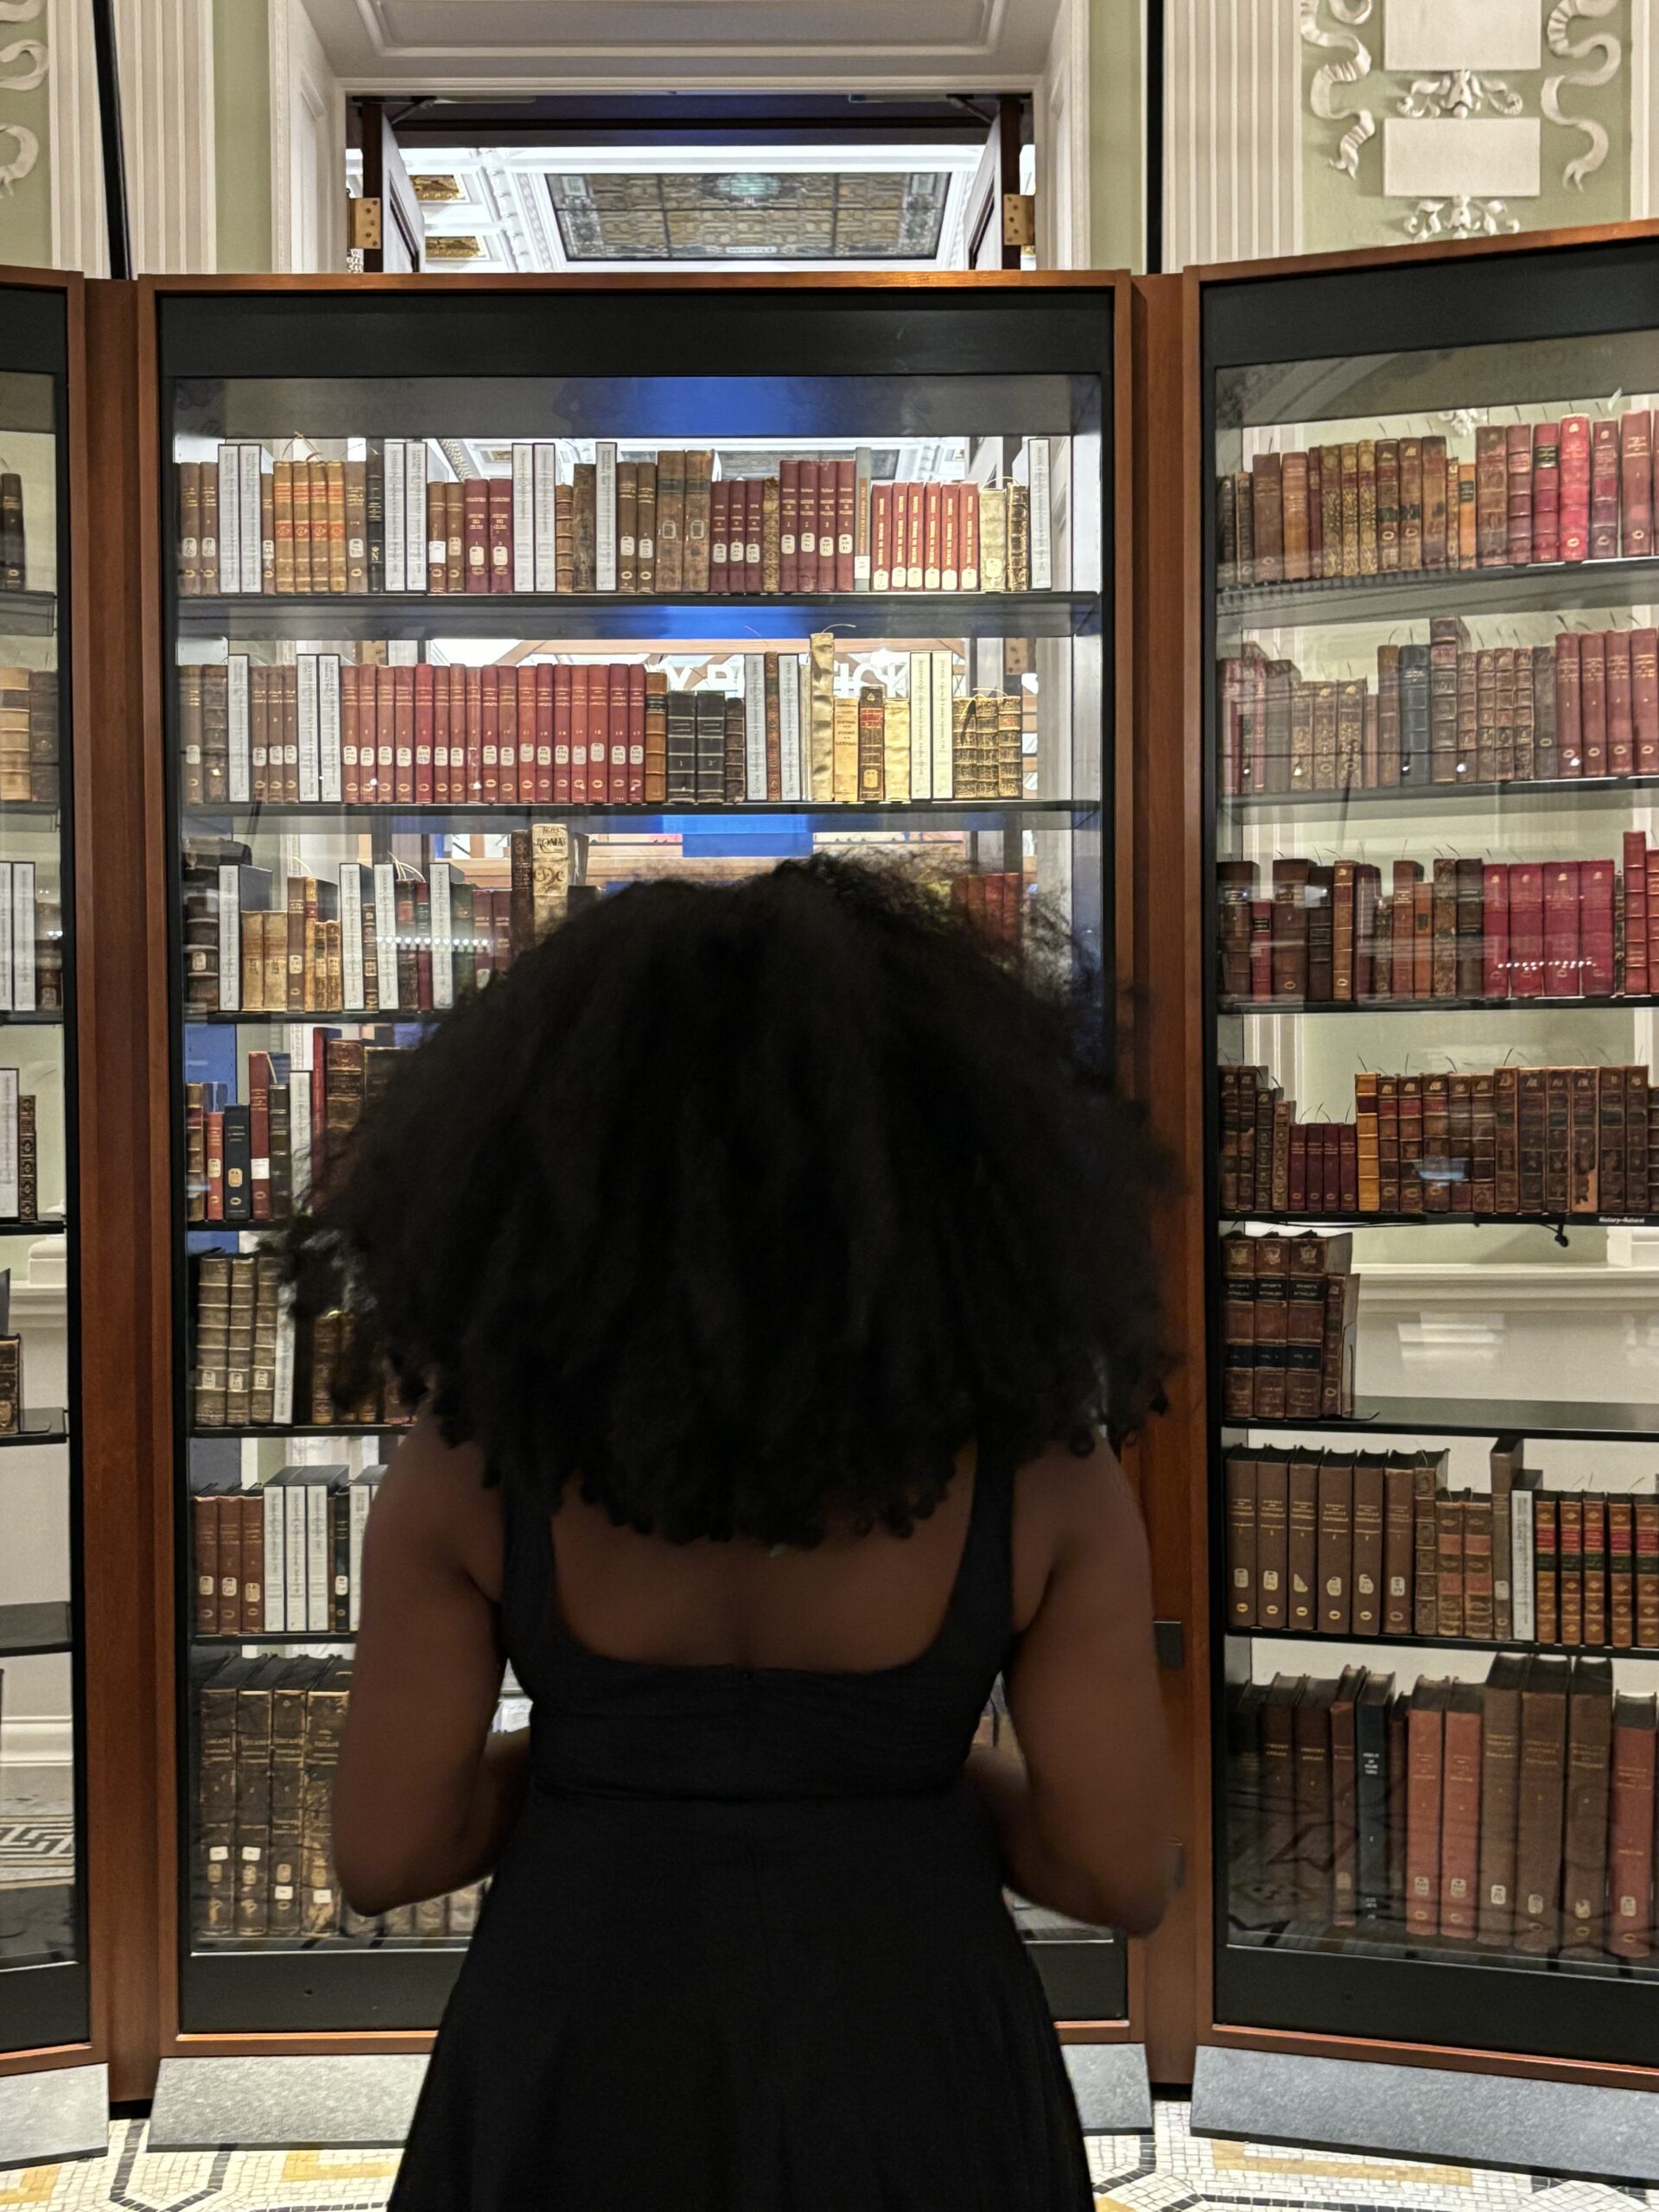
[[122, 270, 1140, 2087], [1134, 219, 1659, 2099]]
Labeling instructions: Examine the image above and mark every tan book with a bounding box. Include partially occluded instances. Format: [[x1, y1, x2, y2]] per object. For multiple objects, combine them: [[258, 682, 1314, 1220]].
[[832, 696, 859, 803], [808, 631, 836, 801], [979, 486, 1008, 591], [762, 475, 781, 594], [883, 698, 911, 801], [326, 460, 346, 593]]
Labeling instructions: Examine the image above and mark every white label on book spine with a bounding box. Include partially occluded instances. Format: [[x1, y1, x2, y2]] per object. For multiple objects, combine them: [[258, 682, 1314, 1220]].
[[778, 657, 803, 801], [595, 442, 618, 593], [215, 864, 239, 1010], [318, 655, 342, 804], [1029, 438, 1052, 591], [908, 652, 932, 800], [385, 438, 407, 591], [385, 639, 419, 667], [0, 864, 14, 1014], [283, 1480, 308, 1628], [429, 860, 454, 1010], [296, 655, 321, 804], [349, 1478, 373, 1628], [742, 655, 767, 801], [930, 652, 955, 799], [405, 442, 428, 596], [226, 655, 251, 803], [373, 861, 399, 1011], [239, 443, 264, 594], [260, 1476, 285, 1630], [533, 443, 559, 591], [853, 447, 873, 588], [339, 861, 365, 1009], [287, 1078, 311, 1215], [1511, 1489, 1535, 1640], [0, 1069, 17, 1218], [512, 443, 536, 593], [14, 864, 40, 1016], [218, 444, 241, 593], [305, 1480, 331, 1630]]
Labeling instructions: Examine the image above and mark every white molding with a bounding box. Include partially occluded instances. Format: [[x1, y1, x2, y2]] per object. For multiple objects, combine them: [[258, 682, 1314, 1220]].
[[270, 0, 347, 272], [0, 1716, 73, 1767], [1036, 0, 1089, 268], [1358, 1262, 1659, 1309], [1634, 0, 1656, 218], [114, 0, 215, 273], [47, 0, 106, 275], [352, 0, 1009, 65], [1164, 0, 1301, 270], [270, 0, 294, 271]]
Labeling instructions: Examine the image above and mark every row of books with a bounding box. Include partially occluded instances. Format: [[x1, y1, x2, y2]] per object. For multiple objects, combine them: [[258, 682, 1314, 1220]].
[[1217, 849, 1659, 1007], [1219, 410, 1658, 593], [1220, 628, 1659, 800], [1222, 1062, 1659, 1223], [0, 477, 25, 594], [193, 1467, 384, 1637], [186, 1037, 396, 1226], [194, 1252, 405, 1431], [1224, 1439, 1659, 1649], [175, 442, 1053, 598], [1219, 1229, 1357, 1423], [180, 648, 1021, 810], [197, 1652, 485, 1942], [0, 665, 59, 804], [183, 837, 573, 1019], [1229, 1656, 1656, 1961], [0, 1071, 39, 1220]]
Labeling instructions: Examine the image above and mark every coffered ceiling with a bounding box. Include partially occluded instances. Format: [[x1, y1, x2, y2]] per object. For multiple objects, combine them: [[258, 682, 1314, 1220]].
[[306, 0, 1060, 91]]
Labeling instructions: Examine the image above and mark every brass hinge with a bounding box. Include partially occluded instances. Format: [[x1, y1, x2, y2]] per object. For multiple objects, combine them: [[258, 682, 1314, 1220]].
[[348, 196, 383, 251], [1002, 193, 1036, 249]]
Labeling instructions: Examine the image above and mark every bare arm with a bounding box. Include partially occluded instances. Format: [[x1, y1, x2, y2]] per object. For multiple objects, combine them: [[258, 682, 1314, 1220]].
[[968, 1446, 1173, 1936], [333, 1414, 529, 1916]]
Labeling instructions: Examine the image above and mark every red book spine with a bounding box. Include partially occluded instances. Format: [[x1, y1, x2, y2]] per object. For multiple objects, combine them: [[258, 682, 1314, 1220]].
[[464, 479, 489, 593], [553, 664, 572, 805], [872, 483, 893, 591], [340, 662, 360, 805], [1636, 626, 1659, 775], [495, 662, 517, 798], [1582, 856, 1617, 997], [921, 480, 941, 593], [450, 664, 467, 805], [1560, 416, 1591, 563], [1609, 1713, 1656, 1960], [798, 464, 819, 592], [1482, 863, 1510, 999], [709, 480, 730, 594], [463, 668, 482, 803], [818, 462, 839, 592], [1532, 423, 1560, 564], [479, 665, 499, 805], [1556, 630, 1584, 776], [393, 664, 416, 805], [1580, 631, 1608, 775], [890, 481, 909, 593], [627, 663, 645, 803], [1624, 410, 1655, 559], [1608, 628, 1636, 774], [430, 664, 449, 804], [836, 459, 856, 592], [487, 478, 514, 594], [746, 479, 765, 594], [205, 1109, 224, 1218], [518, 666, 537, 802], [580, 664, 602, 803], [414, 663, 435, 804], [1506, 423, 1534, 566], [779, 457, 799, 594], [535, 663, 554, 804], [569, 661, 588, 804], [1624, 831, 1649, 997], [1510, 861, 1545, 998], [1592, 419, 1622, 559], [1545, 860, 1582, 997], [607, 661, 629, 803], [941, 482, 961, 590], [959, 483, 980, 590]]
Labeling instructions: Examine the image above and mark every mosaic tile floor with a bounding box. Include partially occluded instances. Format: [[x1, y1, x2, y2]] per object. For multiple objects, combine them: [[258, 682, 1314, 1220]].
[[0, 2101, 1646, 2209]]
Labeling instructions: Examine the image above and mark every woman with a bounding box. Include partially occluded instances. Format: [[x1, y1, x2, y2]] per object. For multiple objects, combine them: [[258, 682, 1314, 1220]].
[[301, 856, 1173, 2210]]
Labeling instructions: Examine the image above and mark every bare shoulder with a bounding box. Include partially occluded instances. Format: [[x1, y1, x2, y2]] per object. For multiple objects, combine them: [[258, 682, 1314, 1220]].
[[1008, 1438, 1147, 1632], [370, 1413, 504, 1604]]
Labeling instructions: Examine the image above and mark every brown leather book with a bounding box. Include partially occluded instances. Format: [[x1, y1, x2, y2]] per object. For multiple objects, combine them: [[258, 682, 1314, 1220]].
[[1382, 1456, 1414, 1634], [1422, 435, 1448, 568], [635, 461, 658, 593], [1317, 1459, 1354, 1634], [1387, 1689, 1410, 1920], [1514, 1652, 1572, 1953], [1489, 1437, 1523, 1641], [1398, 437, 1422, 569], [856, 684, 885, 801], [571, 464, 596, 591], [1440, 1683, 1482, 1939], [1287, 1452, 1320, 1633], [1561, 1657, 1614, 1953], [1476, 1651, 1527, 1948], [1330, 1666, 1363, 1927], [1259, 1675, 1303, 1919], [1462, 1494, 1495, 1642], [1608, 1692, 1657, 1959], [1535, 1493, 1560, 1644], [193, 1494, 221, 1633], [1281, 452, 1310, 581], [615, 462, 638, 592], [1558, 1493, 1585, 1647], [1293, 1677, 1338, 1925], [1475, 424, 1509, 565], [1434, 1494, 1465, 1639], [1251, 454, 1283, 585], [1609, 1497, 1636, 1650], [1225, 1450, 1257, 1630], [656, 450, 685, 591], [1256, 1452, 1289, 1630], [1413, 1458, 1440, 1635], [1581, 1494, 1608, 1649], [1339, 445, 1359, 575], [1351, 1456, 1385, 1636], [1357, 442, 1377, 575], [683, 451, 713, 592], [1405, 1679, 1449, 1940]]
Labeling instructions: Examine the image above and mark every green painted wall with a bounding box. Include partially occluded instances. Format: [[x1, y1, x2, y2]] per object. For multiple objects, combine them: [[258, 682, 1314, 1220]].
[[1300, 7, 1630, 253], [214, 0, 273, 271], [0, 43, 54, 269], [1090, 0, 1145, 271]]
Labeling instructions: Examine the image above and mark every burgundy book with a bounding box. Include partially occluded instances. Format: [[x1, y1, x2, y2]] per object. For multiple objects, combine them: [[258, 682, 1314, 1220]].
[[1483, 862, 1510, 999], [1440, 1685, 1482, 1940], [1591, 418, 1623, 559], [1509, 861, 1545, 999], [1580, 632, 1607, 775], [1554, 631, 1584, 776], [1405, 1681, 1448, 1940], [1609, 1693, 1657, 1959], [1531, 422, 1560, 564], [1607, 628, 1636, 775], [779, 457, 799, 594], [836, 460, 857, 593], [1581, 856, 1617, 999], [1623, 409, 1654, 559], [1559, 416, 1591, 563], [709, 479, 731, 594]]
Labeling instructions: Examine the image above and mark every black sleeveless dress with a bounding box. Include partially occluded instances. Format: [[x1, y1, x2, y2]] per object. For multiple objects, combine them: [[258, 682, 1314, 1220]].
[[389, 1458, 1093, 2210]]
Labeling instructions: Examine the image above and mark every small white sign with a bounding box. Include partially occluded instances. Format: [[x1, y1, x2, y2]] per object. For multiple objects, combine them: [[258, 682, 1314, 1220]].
[[1383, 117, 1541, 200], [1385, 0, 1540, 71]]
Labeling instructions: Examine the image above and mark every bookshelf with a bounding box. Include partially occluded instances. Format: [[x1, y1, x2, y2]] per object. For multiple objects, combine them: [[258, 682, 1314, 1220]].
[[0, 271, 86, 2079], [1182, 226, 1659, 2118], [146, 274, 1131, 2064]]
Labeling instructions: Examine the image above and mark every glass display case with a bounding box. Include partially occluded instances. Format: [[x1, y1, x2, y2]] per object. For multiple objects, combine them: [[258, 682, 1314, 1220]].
[[154, 276, 1124, 2037], [1204, 235, 1659, 2070], [0, 275, 84, 2060]]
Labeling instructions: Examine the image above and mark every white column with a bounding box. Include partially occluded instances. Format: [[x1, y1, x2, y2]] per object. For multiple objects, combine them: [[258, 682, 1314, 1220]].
[[48, 0, 107, 275], [1165, 0, 1301, 270]]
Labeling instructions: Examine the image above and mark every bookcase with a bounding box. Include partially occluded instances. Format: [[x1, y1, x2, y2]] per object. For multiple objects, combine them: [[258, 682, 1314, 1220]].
[[1189, 226, 1659, 2093], [0, 270, 86, 2070], [143, 274, 1130, 2056]]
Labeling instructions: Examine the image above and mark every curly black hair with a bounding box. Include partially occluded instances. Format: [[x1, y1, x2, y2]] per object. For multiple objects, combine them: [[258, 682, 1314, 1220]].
[[288, 855, 1170, 1547]]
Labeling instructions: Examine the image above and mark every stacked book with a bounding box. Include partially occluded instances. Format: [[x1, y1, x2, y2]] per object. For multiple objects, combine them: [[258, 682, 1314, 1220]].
[[187, 1035, 406, 1226], [0, 1070, 39, 1220], [192, 1252, 407, 1433], [192, 1465, 383, 1637], [1220, 407, 1658, 590], [1229, 1655, 1656, 1961], [0, 666, 58, 803], [1219, 1230, 1358, 1422]]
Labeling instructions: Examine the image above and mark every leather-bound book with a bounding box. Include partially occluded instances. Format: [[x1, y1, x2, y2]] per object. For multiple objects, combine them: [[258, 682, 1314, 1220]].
[[459, 477, 486, 594], [1428, 857, 1457, 1001], [762, 476, 782, 595], [1543, 861, 1581, 997], [1462, 1494, 1495, 1641], [1489, 1437, 1523, 1638], [1473, 648, 1497, 781], [1534, 1492, 1560, 1643], [1355, 442, 1376, 575], [1505, 423, 1533, 566], [1560, 416, 1592, 557], [1257, 1675, 1302, 1920], [1508, 864, 1544, 999], [1569, 1065, 1599, 1216], [656, 450, 685, 591], [1330, 1666, 1363, 1926], [1544, 1067, 1573, 1215], [1428, 618, 1462, 783], [779, 458, 799, 594], [1591, 418, 1622, 559], [1375, 439, 1399, 570], [1632, 630, 1659, 779], [744, 477, 765, 594], [683, 451, 713, 591], [1610, 1497, 1636, 1649], [642, 670, 667, 804], [1396, 437, 1421, 569], [1531, 422, 1560, 563], [1582, 1494, 1608, 1647], [615, 462, 638, 593], [1292, 1677, 1338, 1926], [1225, 1451, 1257, 1630], [722, 696, 745, 801], [1456, 854, 1484, 999], [1530, 641, 1557, 779], [1256, 1452, 1289, 1630], [1477, 1651, 1527, 1948], [1607, 630, 1636, 776], [1286, 1452, 1319, 1633], [1560, 1496, 1588, 1644], [1475, 425, 1508, 565], [1405, 1679, 1449, 1941], [1561, 1656, 1613, 1953], [796, 463, 820, 591], [664, 692, 696, 804], [571, 464, 596, 590], [836, 460, 857, 592], [1623, 410, 1653, 558], [1281, 452, 1310, 580], [1433, 1494, 1465, 1639], [1554, 630, 1584, 776], [1315, 1457, 1353, 1635], [695, 693, 727, 804], [1608, 1693, 1657, 1958], [709, 478, 731, 594], [1351, 1455, 1385, 1636], [1440, 1682, 1482, 1940], [1306, 448, 1324, 576], [1421, 435, 1448, 568], [1337, 444, 1359, 575], [1251, 454, 1283, 584], [1382, 1457, 1414, 1634], [445, 480, 464, 593], [636, 461, 658, 593], [1412, 1459, 1440, 1635], [1352, 1672, 1393, 1924], [1481, 863, 1510, 1002], [1387, 1689, 1410, 1921], [1398, 642, 1429, 785], [1217, 473, 1237, 588]]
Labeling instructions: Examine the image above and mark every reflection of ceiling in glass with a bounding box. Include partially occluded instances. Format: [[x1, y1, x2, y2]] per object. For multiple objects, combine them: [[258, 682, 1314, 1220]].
[[547, 170, 949, 262]]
